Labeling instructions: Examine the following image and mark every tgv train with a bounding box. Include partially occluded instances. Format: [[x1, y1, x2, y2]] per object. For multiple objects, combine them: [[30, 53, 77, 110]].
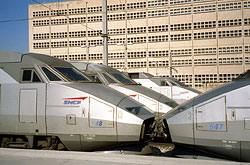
[[0, 51, 156, 151], [71, 62, 178, 114], [164, 70, 250, 161], [132, 72, 201, 104]]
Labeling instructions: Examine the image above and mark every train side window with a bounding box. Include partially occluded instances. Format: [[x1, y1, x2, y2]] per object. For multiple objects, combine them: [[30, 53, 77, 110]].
[[21, 69, 42, 83], [41, 67, 61, 81], [22, 70, 32, 81]]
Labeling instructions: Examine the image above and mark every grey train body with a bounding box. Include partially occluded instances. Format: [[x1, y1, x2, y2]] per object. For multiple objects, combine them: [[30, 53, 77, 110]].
[[0, 51, 155, 151], [71, 62, 178, 115], [164, 73, 250, 162]]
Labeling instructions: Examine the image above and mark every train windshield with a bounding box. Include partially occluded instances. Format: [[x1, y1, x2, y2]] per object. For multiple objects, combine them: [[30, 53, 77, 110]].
[[169, 79, 186, 87], [110, 73, 137, 84], [118, 97, 154, 119], [55, 67, 91, 82], [159, 96, 178, 108]]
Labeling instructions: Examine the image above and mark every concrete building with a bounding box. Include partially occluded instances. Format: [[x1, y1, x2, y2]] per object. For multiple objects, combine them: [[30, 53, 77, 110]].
[[29, 0, 250, 92]]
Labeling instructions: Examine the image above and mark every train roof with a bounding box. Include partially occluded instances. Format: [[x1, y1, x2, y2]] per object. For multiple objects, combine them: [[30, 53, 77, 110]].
[[165, 77, 250, 119], [0, 50, 23, 63], [0, 51, 72, 67]]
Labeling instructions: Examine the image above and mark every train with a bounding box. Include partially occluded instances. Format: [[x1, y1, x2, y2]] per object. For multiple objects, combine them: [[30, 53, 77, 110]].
[[0, 51, 157, 151], [164, 70, 250, 161], [132, 72, 201, 104], [71, 62, 178, 115]]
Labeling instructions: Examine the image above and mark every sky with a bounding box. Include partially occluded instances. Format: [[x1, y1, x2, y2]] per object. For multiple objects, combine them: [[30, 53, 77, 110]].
[[0, 0, 70, 53]]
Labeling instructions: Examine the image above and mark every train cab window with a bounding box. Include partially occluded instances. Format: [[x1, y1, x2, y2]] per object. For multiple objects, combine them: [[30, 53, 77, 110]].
[[54, 67, 91, 82], [102, 73, 117, 84], [160, 81, 169, 86], [21, 69, 41, 83], [110, 73, 137, 84], [41, 67, 61, 81]]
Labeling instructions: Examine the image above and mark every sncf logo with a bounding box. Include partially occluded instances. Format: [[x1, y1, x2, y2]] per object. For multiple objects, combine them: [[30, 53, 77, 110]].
[[62, 97, 88, 105]]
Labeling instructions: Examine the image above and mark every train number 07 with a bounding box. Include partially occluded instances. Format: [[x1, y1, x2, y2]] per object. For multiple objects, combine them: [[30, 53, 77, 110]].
[[209, 123, 223, 130]]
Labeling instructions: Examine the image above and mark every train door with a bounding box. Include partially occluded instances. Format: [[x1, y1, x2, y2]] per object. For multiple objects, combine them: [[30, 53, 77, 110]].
[[228, 108, 250, 161], [18, 69, 46, 134], [85, 97, 117, 144]]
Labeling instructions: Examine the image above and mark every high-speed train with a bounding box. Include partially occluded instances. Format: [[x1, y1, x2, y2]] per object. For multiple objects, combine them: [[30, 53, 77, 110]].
[[0, 51, 156, 151], [164, 70, 250, 161], [132, 72, 201, 104], [71, 62, 178, 115]]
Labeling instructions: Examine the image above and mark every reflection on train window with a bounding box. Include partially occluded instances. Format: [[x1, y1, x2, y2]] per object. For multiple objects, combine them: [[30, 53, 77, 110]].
[[102, 73, 117, 84], [21, 69, 41, 83], [54, 67, 91, 82], [41, 67, 61, 81], [160, 81, 169, 86], [110, 73, 136, 84]]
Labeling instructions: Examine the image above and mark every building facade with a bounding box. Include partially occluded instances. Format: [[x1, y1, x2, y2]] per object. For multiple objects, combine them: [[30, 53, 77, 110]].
[[29, 0, 250, 92]]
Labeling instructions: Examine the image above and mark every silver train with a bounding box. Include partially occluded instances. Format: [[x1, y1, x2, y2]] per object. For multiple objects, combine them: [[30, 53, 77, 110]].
[[71, 62, 178, 115], [0, 51, 156, 151], [132, 72, 201, 104], [164, 70, 250, 161]]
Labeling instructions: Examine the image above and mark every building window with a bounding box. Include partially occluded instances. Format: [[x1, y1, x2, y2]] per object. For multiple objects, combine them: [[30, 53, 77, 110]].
[[128, 51, 146, 58], [69, 8, 86, 15], [149, 61, 168, 67], [194, 21, 216, 29], [127, 2, 146, 9], [33, 33, 49, 40], [149, 50, 168, 57], [219, 30, 242, 38], [69, 17, 86, 24], [33, 42, 50, 49], [194, 5, 216, 13], [170, 7, 191, 16], [108, 4, 125, 11], [194, 32, 216, 40], [219, 46, 242, 54], [246, 46, 250, 53], [219, 57, 243, 65], [245, 18, 250, 25], [128, 61, 147, 68], [171, 23, 192, 31], [33, 10, 49, 17], [194, 58, 217, 65], [148, 0, 168, 7], [88, 6, 102, 13], [218, 19, 242, 27], [148, 25, 168, 33], [127, 12, 146, 19], [171, 33, 192, 41], [172, 59, 192, 66], [218, 2, 242, 11], [244, 1, 250, 9], [245, 29, 250, 37], [33, 20, 49, 27], [148, 9, 168, 17], [108, 14, 125, 21], [51, 18, 67, 25], [149, 35, 168, 42], [194, 47, 216, 55], [171, 49, 192, 56], [170, 0, 191, 5]]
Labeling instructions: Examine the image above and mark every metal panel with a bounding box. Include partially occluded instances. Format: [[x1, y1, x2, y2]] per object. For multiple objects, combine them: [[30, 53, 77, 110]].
[[89, 97, 114, 128], [196, 96, 226, 131], [138, 95, 157, 113], [19, 89, 37, 123], [245, 117, 250, 130]]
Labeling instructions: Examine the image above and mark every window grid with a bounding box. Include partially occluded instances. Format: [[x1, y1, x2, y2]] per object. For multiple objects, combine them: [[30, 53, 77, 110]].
[[127, 12, 146, 19], [244, 1, 250, 8], [194, 21, 216, 29], [219, 30, 242, 38], [171, 23, 192, 31], [246, 46, 250, 53], [170, 7, 192, 15], [219, 46, 242, 54], [218, 19, 242, 27], [171, 33, 192, 41], [194, 32, 216, 40], [194, 48, 217, 55], [149, 61, 168, 67], [127, 2, 146, 9], [170, 0, 191, 5], [148, 9, 168, 17], [194, 58, 217, 65], [149, 35, 168, 42], [148, 0, 168, 7], [172, 59, 192, 66], [218, 2, 242, 11], [193, 5, 216, 13], [171, 49, 192, 56], [245, 29, 250, 36], [128, 61, 147, 68], [245, 18, 250, 25], [219, 57, 243, 64]]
